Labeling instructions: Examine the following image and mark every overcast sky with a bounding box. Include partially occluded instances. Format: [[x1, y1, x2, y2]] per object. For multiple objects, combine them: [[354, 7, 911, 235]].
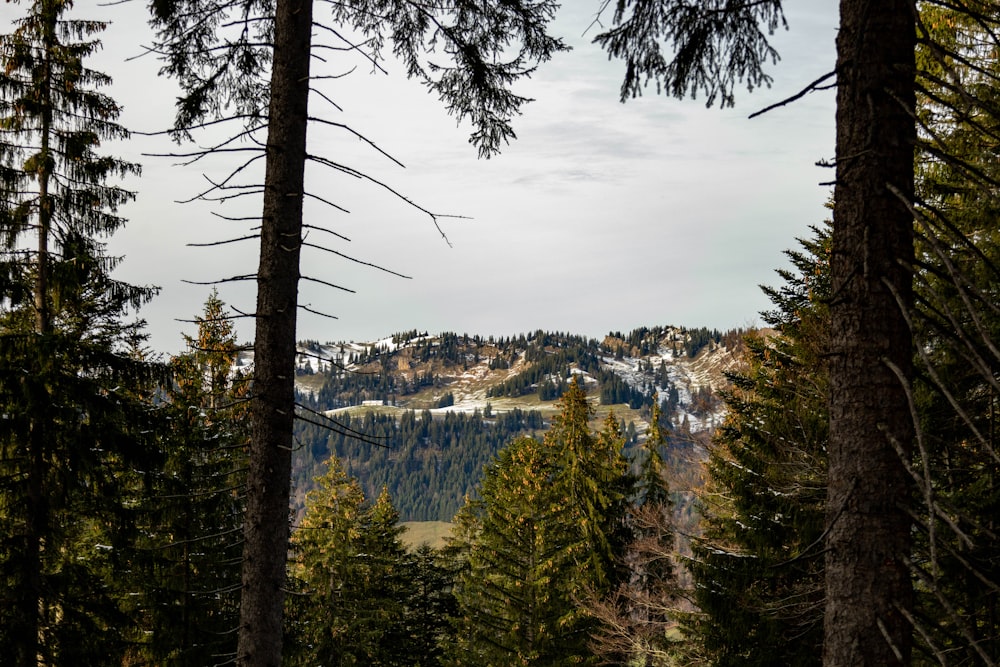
[[3, 2, 838, 355]]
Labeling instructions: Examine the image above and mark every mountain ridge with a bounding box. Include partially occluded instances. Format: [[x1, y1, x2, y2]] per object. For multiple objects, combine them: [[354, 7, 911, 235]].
[[284, 325, 748, 522]]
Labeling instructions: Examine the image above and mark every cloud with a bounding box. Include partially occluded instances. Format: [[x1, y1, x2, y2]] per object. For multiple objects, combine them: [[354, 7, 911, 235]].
[[21, 1, 839, 354]]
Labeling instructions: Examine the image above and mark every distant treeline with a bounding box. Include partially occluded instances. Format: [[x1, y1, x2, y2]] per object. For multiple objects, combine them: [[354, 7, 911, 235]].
[[291, 400, 715, 523], [305, 327, 743, 409], [292, 407, 545, 522]]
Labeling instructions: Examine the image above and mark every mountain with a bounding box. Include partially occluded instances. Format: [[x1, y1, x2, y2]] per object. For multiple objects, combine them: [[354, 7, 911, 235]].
[[287, 325, 745, 522]]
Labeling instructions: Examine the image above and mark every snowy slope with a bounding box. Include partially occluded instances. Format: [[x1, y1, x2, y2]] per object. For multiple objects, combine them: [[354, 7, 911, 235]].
[[291, 326, 743, 433]]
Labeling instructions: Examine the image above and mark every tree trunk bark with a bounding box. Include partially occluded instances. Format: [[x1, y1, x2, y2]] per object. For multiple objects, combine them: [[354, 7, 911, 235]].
[[23, 12, 57, 665], [236, 0, 312, 664], [825, 2, 915, 665]]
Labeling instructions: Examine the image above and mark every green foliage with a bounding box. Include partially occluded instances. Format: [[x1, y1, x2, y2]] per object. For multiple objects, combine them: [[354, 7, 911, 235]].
[[606, 325, 676, 356], [446, 436, 593, 666], [133, 291, 249, 666], [637, 396, 673, 513], [633, 398, 677, 600], [683, 226, 830, 667], [0, 3, 160, 664], [287, 458, 376, 665], [0, 0, 145, 326], [445, 378, 633, 666], [404, 543, 458, 667], [681, 326, 722, 358], [907, 6, 1000, 661], [594, 0, 786, 106], [294, 327, 726, 524], [545, 383, 633, 592], [487, 334, 603, 399], [0, 322, 161, 666], [292, 407, 544, 522], [147, 0, 272, 133], [599, 372, 646, 408], [312, 333, 508, 406], [585, 396, 680, 665], [288, 460, 454, 666], [482, 330, 683, 407]]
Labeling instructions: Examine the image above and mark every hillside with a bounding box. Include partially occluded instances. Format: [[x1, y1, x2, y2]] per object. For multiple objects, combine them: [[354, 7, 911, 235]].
[[288, 325, 745, 522]]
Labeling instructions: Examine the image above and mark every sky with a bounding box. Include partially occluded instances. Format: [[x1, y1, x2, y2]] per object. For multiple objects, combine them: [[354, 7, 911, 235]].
[[3, 2, 839, 355]]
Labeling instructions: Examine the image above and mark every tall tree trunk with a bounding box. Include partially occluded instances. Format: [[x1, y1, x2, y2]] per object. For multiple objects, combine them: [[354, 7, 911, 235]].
[[23, 10, 56, 664], [825, 2, 915, 665], [236, 0, 312, 664]]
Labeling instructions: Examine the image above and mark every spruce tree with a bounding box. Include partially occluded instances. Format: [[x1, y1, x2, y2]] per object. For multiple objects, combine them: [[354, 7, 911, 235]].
[[0, 2, 160, 664], [286, 456, 366, 666], [356, 486, 411, 666], [287, 461, 412, 666], [594, 4, 918, 662], [446, 435, 582, 666], [136, 290, 249, 666], [446, 378, 633, 666], [544, 378, 631, 595], [905, 6, 1000, 661], [586, 396, 679, 666], [404, 543, 457, 667], [146, 3, 566, 661], [684, 227, 830, 667]]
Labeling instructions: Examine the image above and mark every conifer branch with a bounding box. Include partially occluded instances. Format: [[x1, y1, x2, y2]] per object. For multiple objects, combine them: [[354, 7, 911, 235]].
[[299, 275, 356, 293], [298, 303, 337, 319], [300, 241, 410, 278], [181, 274, 258, 285], [187, 234, 261, 247], [747, 70, 836, 119]]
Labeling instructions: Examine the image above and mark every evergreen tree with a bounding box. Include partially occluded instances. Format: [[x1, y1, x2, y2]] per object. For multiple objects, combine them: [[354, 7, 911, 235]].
[[545, 378, 632, 595], [404, 543, 457, 667], [683, 227, 830, 667], [287, 456, 366, 666], [822, 6, 916, 663], [586, 396, 680, 666], [905, 6, 1000, 661], [637, 397, 673, 510], [446, 378, 633, 666], [595, 4, 917, 662], [288, 462, 411, 666], [446, 435, 584, 666], [0, 3, 160, 664], [147, 3, 566, 660], [357, 486, 412, 666], [681, 130, 999, 666], [136, 291, 249, 665]]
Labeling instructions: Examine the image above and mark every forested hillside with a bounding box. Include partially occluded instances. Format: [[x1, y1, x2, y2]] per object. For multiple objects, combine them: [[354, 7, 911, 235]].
[[290, 326, 742, 521], [9, 1, 1000, 665]]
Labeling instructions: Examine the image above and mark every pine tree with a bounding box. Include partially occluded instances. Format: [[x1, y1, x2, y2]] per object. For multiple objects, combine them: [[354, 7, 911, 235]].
[[0, 2, 160, 664], [136, 290, 249, 666]]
